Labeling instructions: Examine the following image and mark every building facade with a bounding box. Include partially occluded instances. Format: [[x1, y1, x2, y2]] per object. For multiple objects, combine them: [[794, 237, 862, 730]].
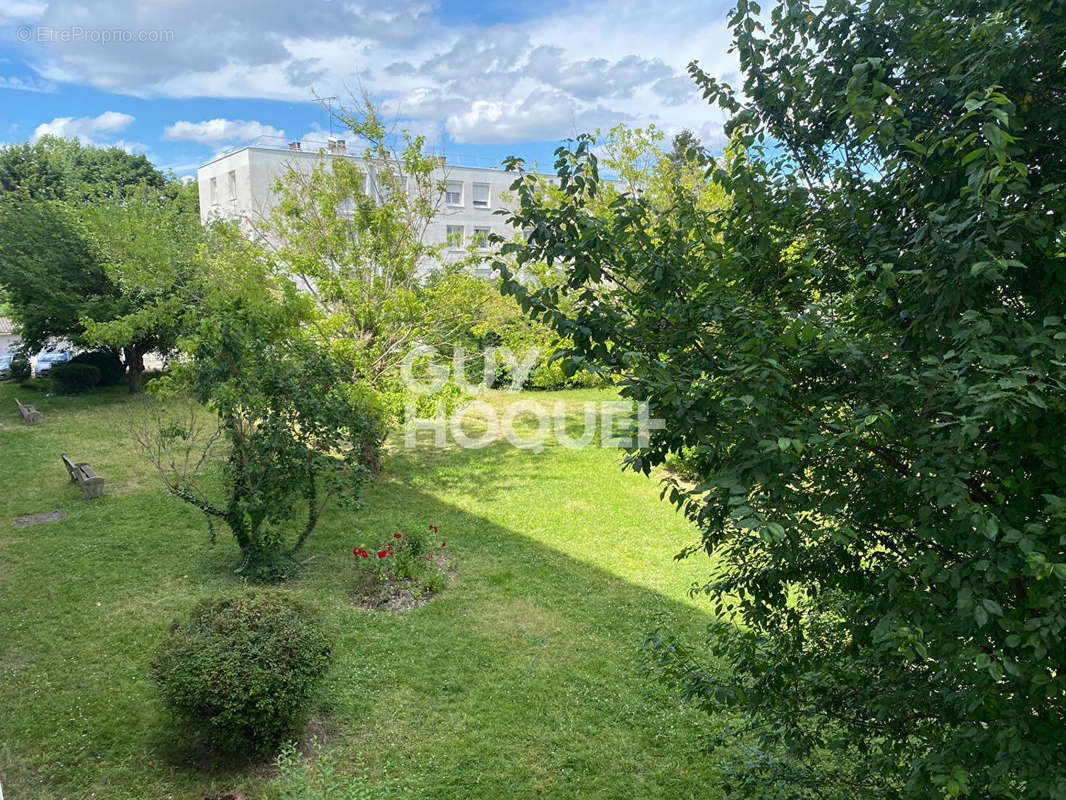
[[0, 317, 17, 354], [197, 139, 532, 274]]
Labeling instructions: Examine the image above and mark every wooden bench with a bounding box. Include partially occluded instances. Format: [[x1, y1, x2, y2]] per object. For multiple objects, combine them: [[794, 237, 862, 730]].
[[61, 453, 106, 499], [15, 397, 42, 426]]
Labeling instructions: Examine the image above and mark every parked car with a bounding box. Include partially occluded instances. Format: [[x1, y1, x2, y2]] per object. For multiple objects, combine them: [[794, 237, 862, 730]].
[[0, 352, 12, 380], [34, 349, 71, 376]]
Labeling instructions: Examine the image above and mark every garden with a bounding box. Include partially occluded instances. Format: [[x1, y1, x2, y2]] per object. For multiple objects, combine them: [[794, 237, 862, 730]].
[[0, 383, 719, 799], [2, 1, 1065, 798]]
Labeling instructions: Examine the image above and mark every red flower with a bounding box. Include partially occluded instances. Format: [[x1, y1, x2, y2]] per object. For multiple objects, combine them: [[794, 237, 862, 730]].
[[353, 548, 359, 555], [377, 550, 388, 558], [441, 540, 446, 547], [394, 532, 402, 539]]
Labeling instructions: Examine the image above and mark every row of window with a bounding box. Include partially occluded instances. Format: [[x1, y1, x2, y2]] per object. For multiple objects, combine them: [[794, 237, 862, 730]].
[[446, 224, 492, 249], [445, 180, 492, 209], [211, 170, 499, 211], [208, 170, 238, 205]]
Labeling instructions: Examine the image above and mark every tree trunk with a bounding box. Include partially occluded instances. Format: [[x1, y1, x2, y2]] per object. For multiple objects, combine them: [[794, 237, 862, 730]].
[[124, 345, 146, 394], [361, 434, 382, 478]]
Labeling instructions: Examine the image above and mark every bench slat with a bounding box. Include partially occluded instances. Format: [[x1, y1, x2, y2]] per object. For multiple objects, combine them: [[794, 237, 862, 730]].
[[15, 398, 42, 426], [59, 454, 106, 499], [60, 453, 78, 482]]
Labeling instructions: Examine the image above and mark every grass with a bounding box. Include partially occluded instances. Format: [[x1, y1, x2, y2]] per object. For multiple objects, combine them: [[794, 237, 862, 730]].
[[0, 382, 724, 799]]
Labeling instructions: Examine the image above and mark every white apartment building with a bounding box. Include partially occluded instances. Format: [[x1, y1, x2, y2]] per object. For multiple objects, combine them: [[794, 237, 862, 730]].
[[197, 138, 531, 274]]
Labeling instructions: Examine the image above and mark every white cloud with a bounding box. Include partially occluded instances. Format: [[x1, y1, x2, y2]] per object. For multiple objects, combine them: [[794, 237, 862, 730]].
[[112, 139, 152, 155], [0, 0, 44, 25], [31, 110, 134, 144], [446, 97, 566, 144], [164, 118, 285, 145], [0, 75, 57, 92], [399, 118, 445, 149], [446, 90, 633, 144], [16, 0, 740, 147], [28, 0, 436, 97], [524, 50, 674, 102]]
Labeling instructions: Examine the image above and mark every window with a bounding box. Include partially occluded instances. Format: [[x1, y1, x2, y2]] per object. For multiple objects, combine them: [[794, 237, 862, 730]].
[[227, 170, 237, 200], [472, 226, 491, 249], [445, 181, 463, 206], [472, 183, 489, 208], [446, 225, 464, 249], [209, 177, 218, 205]]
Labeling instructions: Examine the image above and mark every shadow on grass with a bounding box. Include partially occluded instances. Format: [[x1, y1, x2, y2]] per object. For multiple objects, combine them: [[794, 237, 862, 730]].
[[140, 485, 720, 798], [0, 388, 722, 799]]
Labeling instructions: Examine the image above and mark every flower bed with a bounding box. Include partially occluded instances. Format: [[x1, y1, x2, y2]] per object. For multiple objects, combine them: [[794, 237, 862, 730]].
[[352, 525, 453, 611]]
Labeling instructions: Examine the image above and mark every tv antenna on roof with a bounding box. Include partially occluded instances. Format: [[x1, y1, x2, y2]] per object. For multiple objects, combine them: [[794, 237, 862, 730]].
[[320, 96, 339, 137]]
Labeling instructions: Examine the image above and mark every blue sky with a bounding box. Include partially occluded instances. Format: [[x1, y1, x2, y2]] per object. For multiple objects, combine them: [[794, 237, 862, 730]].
[[0, 0, 738, 177]]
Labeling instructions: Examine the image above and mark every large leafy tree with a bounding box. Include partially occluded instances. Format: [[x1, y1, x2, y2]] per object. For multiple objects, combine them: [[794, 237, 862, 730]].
[[0, 136, 164, 201], [0, 198, 114, 353], [0, 138, 187, 391], [469, 124, 725, 393], [495, 1, 1066, 797], [78, 180, 204, 393], [0, 141, 68, 201], [592, 123, 727, 217], [667, 129, 702, 168], [0, 178, 201, 392]]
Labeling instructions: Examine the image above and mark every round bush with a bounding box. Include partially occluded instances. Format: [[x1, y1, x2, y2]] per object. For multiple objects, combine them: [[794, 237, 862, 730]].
[[71, 350, 125, 386], [9, 354, 31, 384], [151, 590, 336, 755], [49, 362, 101, 394]]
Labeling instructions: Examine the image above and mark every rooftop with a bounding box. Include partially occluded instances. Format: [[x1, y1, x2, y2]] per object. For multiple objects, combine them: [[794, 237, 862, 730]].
[[199, 136, 516, 173]]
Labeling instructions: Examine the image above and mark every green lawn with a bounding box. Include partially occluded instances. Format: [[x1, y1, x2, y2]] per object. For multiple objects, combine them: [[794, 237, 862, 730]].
[[0, 382, 723, 799]]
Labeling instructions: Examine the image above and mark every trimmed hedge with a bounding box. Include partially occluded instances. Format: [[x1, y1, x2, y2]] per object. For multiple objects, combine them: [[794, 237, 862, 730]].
[[71, 350, 125, 386], [49, 362, 101, 394]]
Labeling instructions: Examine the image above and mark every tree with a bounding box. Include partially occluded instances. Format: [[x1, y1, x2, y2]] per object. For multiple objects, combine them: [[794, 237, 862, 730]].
[[134, 235, 381, 580], [594, 123, 668, 196], [595, 122, 725, 212], [0, 141, 68, 200], [256, 97, 490, 423], [480, 124, 724, 393], [0, 178, 200, 392], [667, 129, 702, 168], [0, 136, 164, 201], [68, 140, 164, 201], [78, 179, 204, 393], [0, 139, 186, 392], [0, 197, 113, 353], [493, 0, 1066, 796]]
